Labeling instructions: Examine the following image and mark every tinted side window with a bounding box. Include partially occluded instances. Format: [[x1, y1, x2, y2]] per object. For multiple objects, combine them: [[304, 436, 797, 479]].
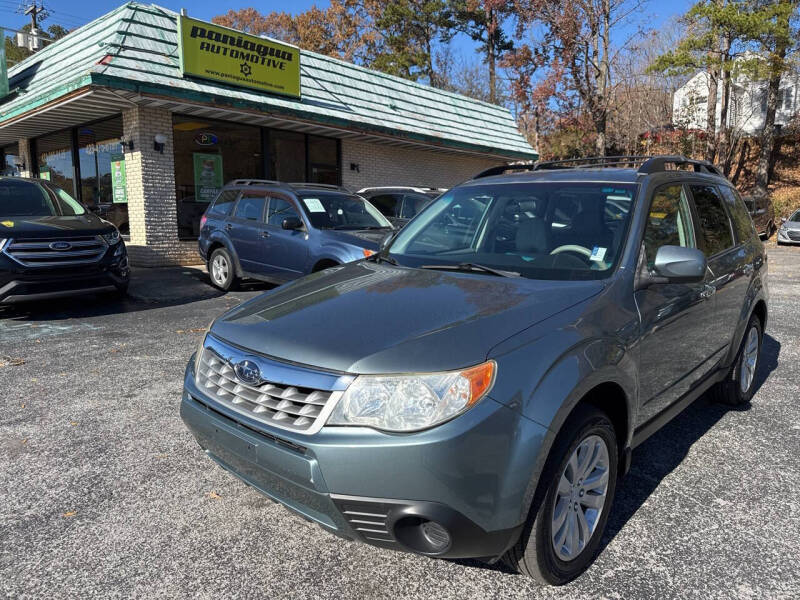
[[642, 184, 696, 268], [400, 194, 431, 218], [208, 190, 238, 217], [690, 185, 734, 256], [267, 197, 300, 227], [234, 194, 267, 221], [719, 186, 755, 242], [369, 194, 401, 218]]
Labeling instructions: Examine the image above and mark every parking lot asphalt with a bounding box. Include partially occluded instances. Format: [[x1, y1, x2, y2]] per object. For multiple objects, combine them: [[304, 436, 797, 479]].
[[1, 244, 799, 600]]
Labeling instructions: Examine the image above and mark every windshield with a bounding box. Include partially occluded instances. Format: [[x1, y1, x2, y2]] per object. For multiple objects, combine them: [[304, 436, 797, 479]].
[[789, 210, 800, 222], [387, 181, 638, 281], [298, 191, 392, 230], [0, 179, 85, 217]]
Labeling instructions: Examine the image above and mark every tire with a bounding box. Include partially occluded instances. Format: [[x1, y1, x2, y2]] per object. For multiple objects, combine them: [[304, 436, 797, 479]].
[[503, 405, 618, 585], [208, 247, 238, 291], [710, 314, 762, 406]]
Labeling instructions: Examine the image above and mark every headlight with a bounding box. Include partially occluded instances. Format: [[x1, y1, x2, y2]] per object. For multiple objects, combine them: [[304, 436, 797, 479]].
[[0, 238, 7, 251], [194, 333, 208, 377], [102, 229, 120, 245], [328, 361, 495, 432]]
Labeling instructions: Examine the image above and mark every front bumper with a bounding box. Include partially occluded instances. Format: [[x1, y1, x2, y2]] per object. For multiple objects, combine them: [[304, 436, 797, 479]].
[[777, 228, 800, 244], [181, 360, 544, 560], [0, 245, 129, 304]]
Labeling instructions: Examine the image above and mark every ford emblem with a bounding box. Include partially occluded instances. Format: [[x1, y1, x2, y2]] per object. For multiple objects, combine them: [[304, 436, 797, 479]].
[[49, 241, 72, 251], [233, 360, 262, 386]]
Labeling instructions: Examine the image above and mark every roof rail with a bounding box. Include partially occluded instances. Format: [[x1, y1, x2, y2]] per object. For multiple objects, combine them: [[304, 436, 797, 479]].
[[534, 156, 652, 170], [229, 178, 282, 186], [637, 155, 722, 176], [288, 182, 350, 191], [472, 163, 537, 179]]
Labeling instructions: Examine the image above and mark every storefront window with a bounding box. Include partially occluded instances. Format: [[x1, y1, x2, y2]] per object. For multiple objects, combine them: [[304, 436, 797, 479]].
[[1, 143, 23, 176], [76, 117, 128, 233], [308, 135, 339, 184], [173, 115, 263, 240], [36, 130, 76, 197], [270, 130, 305, 182]]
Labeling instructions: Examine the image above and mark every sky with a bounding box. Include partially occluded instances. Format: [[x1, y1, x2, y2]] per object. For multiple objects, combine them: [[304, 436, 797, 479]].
[[0, 0, 695, 55]]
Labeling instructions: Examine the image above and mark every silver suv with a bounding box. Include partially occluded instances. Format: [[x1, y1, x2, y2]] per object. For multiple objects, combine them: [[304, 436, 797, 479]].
[[182, 156, 768, 584]]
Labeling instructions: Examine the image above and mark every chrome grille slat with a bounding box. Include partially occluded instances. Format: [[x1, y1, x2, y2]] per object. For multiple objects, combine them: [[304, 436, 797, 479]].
[[4, 235, 107, 267], [196, 348, 337, 433]]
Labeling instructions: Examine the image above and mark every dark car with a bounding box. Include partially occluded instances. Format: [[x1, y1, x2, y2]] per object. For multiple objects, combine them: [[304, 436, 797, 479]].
[[182, 156, 767, 584], [743, 194, 776, 239], [198, 181, 394, 290], [357, 186, 441, 227], [0, 177, 129, 304]]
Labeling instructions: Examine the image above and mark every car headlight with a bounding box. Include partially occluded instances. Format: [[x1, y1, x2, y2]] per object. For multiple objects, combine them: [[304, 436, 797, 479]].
[[0, 238, 7, 251], [194, 333, 208, 377], [327, 361, 495, 432], [102, 229, 120, 245]]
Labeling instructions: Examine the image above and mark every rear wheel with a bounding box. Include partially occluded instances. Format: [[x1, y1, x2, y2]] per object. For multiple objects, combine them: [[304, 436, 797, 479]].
[[208, 248, 238, 291], [710, 314, 762, 406], [503, 406, 618, 585]]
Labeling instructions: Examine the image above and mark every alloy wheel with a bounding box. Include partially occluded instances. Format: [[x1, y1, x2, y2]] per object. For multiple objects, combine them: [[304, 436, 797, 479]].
[[739, 326, 759, 394], [551, 434, 610, 562], [211, 254, 229, 286]]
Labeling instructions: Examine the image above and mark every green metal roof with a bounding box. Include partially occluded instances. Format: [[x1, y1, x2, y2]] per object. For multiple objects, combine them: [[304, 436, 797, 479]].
[[0, 3, 536, 160]]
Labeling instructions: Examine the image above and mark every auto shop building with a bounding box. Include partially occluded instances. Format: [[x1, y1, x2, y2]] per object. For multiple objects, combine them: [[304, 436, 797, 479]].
[[0, 2, 537, 266]]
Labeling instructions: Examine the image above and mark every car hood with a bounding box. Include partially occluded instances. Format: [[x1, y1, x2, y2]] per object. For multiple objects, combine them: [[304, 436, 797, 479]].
[[210, 261, 604, 374], [0, 214, 113, 238], [322, 229, 389, 250]]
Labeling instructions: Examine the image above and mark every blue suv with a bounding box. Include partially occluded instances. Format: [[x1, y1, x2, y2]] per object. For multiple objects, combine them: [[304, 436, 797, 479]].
[[198, 180, 394, 290]]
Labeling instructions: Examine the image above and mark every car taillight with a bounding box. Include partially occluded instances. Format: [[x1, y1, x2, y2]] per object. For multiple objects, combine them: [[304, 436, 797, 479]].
[[200, 215, 207, 229]]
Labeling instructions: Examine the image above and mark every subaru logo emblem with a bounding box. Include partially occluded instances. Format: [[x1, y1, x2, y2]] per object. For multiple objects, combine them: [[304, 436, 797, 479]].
[[233, 360, 262, 386], [49, 241, 72, 251]]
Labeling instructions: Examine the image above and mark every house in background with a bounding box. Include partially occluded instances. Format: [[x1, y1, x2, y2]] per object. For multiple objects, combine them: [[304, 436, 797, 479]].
[[673, 62, 800, 135]]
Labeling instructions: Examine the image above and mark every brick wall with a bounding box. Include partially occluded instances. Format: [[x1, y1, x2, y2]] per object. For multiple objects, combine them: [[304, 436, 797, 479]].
[[18, 138, 33, 178], [122, 106, 201, 267], [341, 139, 500, 191]]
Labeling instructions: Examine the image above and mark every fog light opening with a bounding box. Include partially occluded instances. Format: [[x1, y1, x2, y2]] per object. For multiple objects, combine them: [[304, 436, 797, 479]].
[[394, 517, 452, 554]]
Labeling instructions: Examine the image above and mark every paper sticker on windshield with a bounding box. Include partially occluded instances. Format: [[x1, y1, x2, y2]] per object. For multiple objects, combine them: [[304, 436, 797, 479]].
[[303, 198, 325, 213], [590, 246, 607, 262]]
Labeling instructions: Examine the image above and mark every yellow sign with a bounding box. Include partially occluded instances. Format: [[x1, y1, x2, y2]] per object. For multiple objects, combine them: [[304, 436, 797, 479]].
[[178, 15, 301, 99]]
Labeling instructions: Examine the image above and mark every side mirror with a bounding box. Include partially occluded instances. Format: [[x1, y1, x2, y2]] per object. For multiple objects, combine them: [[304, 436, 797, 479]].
[[781, 217, 787, 223], [282, 216, 303, 230], [652, 246, 707, 283]]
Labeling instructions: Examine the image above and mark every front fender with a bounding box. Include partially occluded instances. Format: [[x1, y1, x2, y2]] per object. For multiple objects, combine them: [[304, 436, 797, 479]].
[[314, 241, 362, 265]]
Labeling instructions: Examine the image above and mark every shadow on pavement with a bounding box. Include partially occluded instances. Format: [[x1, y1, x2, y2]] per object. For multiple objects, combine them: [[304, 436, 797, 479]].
[[454, 333, 781, 575], [0, 266, 277, 322]]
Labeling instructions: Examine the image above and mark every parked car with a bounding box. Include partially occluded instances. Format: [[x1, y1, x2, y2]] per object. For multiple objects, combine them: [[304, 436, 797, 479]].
[[92, 202, 129, 235], [0, 177, 129, 304], [181, 156, 767, 585], [357, 186, 442, 227], [198, 180, 394, 290], [777, 208, 800, 245], [742, 194, 776, 239]]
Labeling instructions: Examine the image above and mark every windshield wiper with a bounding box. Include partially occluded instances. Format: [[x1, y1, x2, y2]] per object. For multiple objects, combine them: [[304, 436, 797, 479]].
[[367, 253, 399, 266], [420, 262, 520, 278]]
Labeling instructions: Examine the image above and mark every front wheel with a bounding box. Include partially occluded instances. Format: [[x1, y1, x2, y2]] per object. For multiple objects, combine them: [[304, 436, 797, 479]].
[[503, 406, 618, 585], [710, 314, 762, 406]]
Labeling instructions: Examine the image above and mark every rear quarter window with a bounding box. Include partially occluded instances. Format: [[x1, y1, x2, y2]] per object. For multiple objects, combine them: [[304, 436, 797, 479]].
[[719, 186, 756, 242], [208, 190, 238, 217], [690, 184, 734, 256]]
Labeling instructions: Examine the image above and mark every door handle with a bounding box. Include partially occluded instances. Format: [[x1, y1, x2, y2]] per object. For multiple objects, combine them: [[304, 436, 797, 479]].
[[700, 284, 716, 300], [260, 231, 270, 238]]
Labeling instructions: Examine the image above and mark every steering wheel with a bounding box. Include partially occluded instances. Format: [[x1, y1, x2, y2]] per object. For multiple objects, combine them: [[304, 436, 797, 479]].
[[550, 244, 594, 259]]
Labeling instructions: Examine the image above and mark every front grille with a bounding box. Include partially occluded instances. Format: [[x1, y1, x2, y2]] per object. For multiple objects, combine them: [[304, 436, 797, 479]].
[[196, 347, 339, 434], [5, 236, 107, 266], [787, 230, 800, 241], [334, 498, 396, 545]]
